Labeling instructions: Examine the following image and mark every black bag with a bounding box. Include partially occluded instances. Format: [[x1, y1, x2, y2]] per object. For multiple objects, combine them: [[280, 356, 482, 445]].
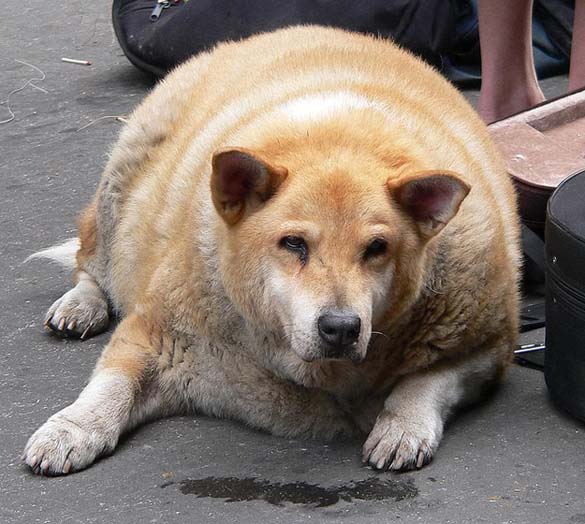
[[112, 0, 458, 77], [545, 170, 585, 421]]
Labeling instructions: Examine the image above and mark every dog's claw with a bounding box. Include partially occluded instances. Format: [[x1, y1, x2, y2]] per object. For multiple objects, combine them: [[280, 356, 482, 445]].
[[416, 450, 425, 468], [40, 459, 50, 475], [393, 456, 404, 470]]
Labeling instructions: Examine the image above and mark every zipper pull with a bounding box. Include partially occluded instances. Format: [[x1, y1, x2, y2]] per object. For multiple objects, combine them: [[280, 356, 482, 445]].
[[150, 0, 170, 22]]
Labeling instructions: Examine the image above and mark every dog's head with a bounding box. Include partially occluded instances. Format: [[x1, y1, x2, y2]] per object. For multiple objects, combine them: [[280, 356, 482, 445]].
[[210, 144, 469, 363]]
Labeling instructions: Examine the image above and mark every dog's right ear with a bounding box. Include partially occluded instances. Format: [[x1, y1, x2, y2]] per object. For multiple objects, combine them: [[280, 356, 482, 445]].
[[211, 148, 288, 225]]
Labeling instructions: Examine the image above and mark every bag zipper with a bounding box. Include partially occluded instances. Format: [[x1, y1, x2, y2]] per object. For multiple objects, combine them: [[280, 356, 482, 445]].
[[151, 0, 182, 22]]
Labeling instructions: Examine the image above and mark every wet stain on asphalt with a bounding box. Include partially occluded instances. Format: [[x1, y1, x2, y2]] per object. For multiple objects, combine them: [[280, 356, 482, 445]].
[[162, 476, 417, 507]]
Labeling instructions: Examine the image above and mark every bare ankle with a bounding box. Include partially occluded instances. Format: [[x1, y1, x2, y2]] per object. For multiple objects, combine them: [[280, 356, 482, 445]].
[[478, 80, 544, 123]]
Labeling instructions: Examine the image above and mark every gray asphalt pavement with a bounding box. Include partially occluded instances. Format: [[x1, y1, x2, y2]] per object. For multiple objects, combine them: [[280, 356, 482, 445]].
[[1, 2, 583, 523]]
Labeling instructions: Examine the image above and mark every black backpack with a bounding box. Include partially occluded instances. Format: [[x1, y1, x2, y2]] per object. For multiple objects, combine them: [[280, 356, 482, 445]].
[[112, 0, 458, 77]]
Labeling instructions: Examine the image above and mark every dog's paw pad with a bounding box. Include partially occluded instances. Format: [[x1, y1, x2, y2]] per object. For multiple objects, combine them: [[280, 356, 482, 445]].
[[23, 413, 110, 476], [45, 287, 109, 340], [362, 411, 439, 471]]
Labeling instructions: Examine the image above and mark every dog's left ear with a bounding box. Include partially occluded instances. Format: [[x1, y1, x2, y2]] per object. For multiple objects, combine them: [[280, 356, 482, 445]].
[[387, 171, 470, 238], [211, 148, 288, 225]]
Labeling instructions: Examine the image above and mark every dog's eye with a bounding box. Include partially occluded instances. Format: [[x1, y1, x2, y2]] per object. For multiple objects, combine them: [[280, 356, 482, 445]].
[[364, 238, 388, 260], [280, 236, 309, 264]]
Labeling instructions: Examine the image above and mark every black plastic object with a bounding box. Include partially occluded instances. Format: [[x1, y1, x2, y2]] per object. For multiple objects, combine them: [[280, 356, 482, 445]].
[[545, 170, 585, 421], [112, 0, 457, 77]]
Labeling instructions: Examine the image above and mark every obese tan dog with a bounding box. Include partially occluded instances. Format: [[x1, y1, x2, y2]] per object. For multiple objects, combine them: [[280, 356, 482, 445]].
[[23, 26, 521, 475]]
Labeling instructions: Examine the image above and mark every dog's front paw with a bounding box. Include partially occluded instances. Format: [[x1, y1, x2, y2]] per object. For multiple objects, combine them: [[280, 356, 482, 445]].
[[23, 410, 114, 476], [362, 409, 442, 471]]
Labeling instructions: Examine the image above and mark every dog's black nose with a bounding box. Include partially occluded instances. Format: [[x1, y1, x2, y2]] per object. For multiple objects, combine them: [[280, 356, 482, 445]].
[[317, 311, 361, 354]]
